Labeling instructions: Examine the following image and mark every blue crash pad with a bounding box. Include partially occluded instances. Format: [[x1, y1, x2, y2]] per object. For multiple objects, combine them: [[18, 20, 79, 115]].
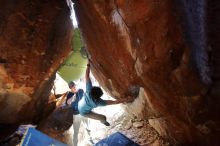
[[95, 132, 140, 146], [20, 128, 68, 146]]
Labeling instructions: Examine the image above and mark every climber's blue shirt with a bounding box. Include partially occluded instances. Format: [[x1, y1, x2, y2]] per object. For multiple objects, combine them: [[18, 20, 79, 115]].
[[78, 79, 106, 115]]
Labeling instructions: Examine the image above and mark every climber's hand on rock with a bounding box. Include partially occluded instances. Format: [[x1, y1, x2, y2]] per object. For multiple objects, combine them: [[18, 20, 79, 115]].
[[126, 95, 134, 103], [118, 96, 134, 104]]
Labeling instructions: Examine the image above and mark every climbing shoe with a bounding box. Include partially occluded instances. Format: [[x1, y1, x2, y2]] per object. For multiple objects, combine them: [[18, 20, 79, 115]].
[[102, 121, 110, 126]]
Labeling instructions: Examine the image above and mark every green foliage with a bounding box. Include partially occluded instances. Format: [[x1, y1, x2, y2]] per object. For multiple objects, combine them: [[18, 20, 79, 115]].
[[57, 28, 87, 82], [72, 28, 83, 51]]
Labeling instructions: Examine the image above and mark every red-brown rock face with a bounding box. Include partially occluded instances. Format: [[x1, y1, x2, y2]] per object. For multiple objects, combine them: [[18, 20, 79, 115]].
[[0, 0, 73, 125], [74, 0, 220, 145], [1, 0, 220, 145]]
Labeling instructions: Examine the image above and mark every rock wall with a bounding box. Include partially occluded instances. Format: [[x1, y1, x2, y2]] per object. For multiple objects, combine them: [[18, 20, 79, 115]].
[[74, 0, 220, 145], [1, 0, 220, 145], [0, 0, 73, 125]]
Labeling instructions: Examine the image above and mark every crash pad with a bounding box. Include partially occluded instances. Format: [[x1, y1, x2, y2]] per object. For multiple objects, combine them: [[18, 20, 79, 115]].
[[95, 132, 139, 146], [20, 128, 67, 146]]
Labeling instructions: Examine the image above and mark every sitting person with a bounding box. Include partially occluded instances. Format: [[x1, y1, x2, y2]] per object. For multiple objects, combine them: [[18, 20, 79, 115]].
[[78, 63, 133, 126], [65, 81, 84, 115]]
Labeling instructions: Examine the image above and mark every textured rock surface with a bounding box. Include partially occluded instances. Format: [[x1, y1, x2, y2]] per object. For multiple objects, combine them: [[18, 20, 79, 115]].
[[74, 0, 220, 145], [1, 0, 220, 145], [0, 0, 73, 125], [38, 106, 74, 145]]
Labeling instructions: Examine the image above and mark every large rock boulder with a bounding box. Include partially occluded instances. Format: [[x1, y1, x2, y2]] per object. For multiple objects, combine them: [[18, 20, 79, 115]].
[[74, 0, 220, 145], [1, 0, 220, 145], [0, 0, 73, 125]]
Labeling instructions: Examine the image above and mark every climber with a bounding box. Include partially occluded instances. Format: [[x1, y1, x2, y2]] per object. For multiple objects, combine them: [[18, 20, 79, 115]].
[[78, 62, 134, 126]]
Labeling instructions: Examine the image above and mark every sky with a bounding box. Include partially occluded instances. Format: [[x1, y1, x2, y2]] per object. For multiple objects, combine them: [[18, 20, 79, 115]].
[[71, 4, 78, 27]]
